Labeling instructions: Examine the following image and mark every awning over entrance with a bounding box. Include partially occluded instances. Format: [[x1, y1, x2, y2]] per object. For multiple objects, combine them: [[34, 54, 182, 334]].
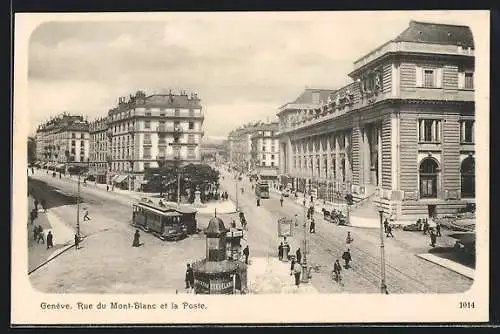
[[113, 174, 129, 184], [259, 169, 278, 177], [55, 163, 66, 170]]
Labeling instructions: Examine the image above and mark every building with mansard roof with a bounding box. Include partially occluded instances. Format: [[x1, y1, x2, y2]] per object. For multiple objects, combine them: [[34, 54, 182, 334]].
[[106, 90, 204, 191], [277, 20, 475, 221], [35, 114, 90, 170]]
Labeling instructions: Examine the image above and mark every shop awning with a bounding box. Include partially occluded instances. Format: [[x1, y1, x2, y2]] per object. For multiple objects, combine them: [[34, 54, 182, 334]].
[[55, 163, 66, 170], [259, 169, 278, 177], [113, 175, 129, 183]]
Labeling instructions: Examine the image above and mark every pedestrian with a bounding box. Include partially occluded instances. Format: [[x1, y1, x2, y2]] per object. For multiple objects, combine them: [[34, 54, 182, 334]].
[[37, 226, 45, 244], [283, 239, 290, 260], [231, 220, 236, 229], [30, 208, 37, 225], [132, 229, 141, 247], [74, 234, 80, 250], [278, 242, 283, 260], [83, 209, 91, 221], [290, 257, 295, 275], [185, 263, 195, 290], [309, 218, 316, 233], [256, 198, 260, 207], [436, 221, 442, 237], [310, 195, 313, 203], [41, 199, 47, 212], [106, 184, 109, 192], [333, 259, 342, 283], [383, 218, 389, 233], [386, 224, 394, 238], [31, 167, 35, 175], [342, 248, 352, 269], [293, 260, 302, 287], [243, 245, 250, 264], [33, 225, 38, 241], [294, 214, 299, 227], [59, 172, 61, 179], [346, 231, 354, 244], [302, 198, 306, 207], [430, 230, 437, 247], [280, 195, 284, 207], [296, 248, 302, 264], [46, 231, 53, 249], [34, 198, 39, 211], [423, 219, 429, 235]]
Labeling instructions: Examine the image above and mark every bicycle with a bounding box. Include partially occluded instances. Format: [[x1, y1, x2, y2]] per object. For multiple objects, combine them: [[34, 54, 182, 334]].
[[331, 269, 344, 286]]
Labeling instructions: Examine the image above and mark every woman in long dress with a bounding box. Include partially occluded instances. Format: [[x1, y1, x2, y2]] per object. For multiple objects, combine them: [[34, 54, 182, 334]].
[[132, 229, 141, 247]]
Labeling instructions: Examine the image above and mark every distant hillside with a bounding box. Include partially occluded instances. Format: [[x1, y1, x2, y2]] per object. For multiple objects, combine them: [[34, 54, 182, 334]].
[[201, 136, 226, 146]]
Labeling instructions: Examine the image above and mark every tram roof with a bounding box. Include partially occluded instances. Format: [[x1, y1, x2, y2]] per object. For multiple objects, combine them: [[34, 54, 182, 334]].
[[136, 197, 197, 214]]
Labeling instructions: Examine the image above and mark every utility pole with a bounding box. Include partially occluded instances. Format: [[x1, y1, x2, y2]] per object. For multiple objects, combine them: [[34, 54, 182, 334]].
[[235, 176, 239, 211], [301, 198, 309, 283], [378, 209, 387, 294], [177, 171, 181, 206], [76, 172, 81, 238]]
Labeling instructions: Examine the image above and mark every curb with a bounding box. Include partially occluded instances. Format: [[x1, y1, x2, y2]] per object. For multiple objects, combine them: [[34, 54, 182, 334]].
[[416, 253, 474, 279]]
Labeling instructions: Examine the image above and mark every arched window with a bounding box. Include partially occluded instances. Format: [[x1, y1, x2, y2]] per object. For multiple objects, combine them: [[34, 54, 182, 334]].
[[461, 157, 475, 198], [419, 158, 439, 198]]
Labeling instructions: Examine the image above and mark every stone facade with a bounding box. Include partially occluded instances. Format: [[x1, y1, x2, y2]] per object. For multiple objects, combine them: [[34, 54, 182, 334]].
[[277, 21, 475, 219]]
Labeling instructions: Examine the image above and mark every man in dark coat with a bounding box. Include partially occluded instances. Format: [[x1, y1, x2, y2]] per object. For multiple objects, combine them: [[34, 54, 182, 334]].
[[386, 224, 394, 238], [34, 199, 39, 211], [185, 263, 195, 289], [132, 229, 141, 247], [296, 248, 302, 264], [33, 225, 38, 241], [342, 249, 352, 269], [383, 219, 389, 233], [243, 245, 250, 264], [430, 230, 437, 247], [278, 242, 283, 260], [30, 209, 37, 225], [74, 234, 80, 250], [280, 195, 284, 207], [309, 218, 316, 233], [36, 226, 44, 244], [436, 221, 442, 237], [41, 199, 47, 212], [46, 231, 54, 249]]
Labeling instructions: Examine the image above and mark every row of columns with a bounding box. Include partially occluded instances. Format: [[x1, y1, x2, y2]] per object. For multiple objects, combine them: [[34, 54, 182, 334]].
[[283, 131, 353, 184], [281, 121, 383, 193]]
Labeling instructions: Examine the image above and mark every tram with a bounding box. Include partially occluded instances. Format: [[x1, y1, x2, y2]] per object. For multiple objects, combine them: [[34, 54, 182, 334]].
[[132, 197, 197, 241], [254, 181, 270, 199]]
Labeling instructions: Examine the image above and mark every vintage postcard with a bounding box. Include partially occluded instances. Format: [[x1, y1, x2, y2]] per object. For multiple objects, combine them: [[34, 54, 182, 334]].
[[12, 10, 490, 325]]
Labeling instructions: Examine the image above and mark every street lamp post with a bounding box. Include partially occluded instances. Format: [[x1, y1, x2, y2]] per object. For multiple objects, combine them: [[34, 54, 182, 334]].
[[76, 171, 81, 238], [378, 209, 387, 294], [301, 197, 309, 283], [235, 175, 239, 211]]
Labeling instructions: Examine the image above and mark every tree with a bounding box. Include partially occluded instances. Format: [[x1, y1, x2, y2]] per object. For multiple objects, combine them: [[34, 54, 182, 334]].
[[145, 163, 220, 202]]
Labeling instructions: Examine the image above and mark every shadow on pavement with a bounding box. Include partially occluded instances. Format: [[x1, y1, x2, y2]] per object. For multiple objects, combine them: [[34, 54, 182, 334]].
[[428, 246, 476, 269], [29, 177, 87, 210]]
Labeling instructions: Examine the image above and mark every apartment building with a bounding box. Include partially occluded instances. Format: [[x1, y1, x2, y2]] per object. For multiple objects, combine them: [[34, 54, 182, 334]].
[[106, 90, 204, 190]]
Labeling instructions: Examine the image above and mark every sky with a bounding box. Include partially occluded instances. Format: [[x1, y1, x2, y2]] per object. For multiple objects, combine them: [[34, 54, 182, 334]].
[[27, 11, 484, 139]]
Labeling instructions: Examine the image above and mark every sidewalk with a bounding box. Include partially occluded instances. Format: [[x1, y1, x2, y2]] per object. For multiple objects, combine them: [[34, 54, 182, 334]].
[[417, 253, 474, 279], [247, 257, 319, 294], [27, 195, 69, 272]]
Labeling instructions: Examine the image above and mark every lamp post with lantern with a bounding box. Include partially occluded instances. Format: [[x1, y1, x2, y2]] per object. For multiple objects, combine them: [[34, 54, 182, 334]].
[[378, 208, 387, 294]]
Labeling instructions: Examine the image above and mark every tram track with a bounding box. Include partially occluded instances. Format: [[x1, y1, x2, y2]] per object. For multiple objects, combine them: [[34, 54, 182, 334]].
[[268, 197, 434, 293]]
